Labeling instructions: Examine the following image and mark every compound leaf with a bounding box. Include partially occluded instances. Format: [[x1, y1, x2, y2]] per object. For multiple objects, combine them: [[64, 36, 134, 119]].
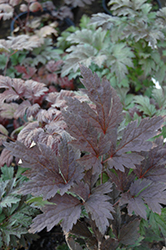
[[5, 132, 84, 199], [29, 194, 82, 233]]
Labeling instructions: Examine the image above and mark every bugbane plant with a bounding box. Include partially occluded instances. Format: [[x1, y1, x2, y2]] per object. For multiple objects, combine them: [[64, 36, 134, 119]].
[[2, 65, 166, 249], [60, 0, 166, 95]]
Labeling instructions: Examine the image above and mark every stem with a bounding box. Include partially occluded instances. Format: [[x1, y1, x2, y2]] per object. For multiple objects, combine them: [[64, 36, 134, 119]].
[[4, 51, 17, 76]]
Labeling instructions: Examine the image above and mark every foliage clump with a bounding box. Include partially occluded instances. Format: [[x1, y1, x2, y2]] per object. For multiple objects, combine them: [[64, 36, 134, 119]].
[[1, 0, 166, 249]]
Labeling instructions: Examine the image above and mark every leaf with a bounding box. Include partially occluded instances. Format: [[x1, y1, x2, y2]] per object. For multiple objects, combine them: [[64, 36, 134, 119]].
[[0, 35, 44, 51], [35, 26, 58, 38], [106, 153, 144, 172], [84, 182, 114, 235], [0, 195, 20, 208], [117, 116, 163, 154], [14, 100, 40, 119], [149, 208, 166, 237], [0, 124, 8, 136], [106, 43, 134, 82], [1, 165, 14, 180], [0, 54, 8, 69], [26, 196, 56, 208], [65, 234, 83, 250], [0, 75, 48, 103], [63, 66, 123, 173], [61, 44, 99, 76], [152, 87, 166, 109], [105, 116, 163, 171], [5, 132, 84, 199], [64, 0, 94, 7], [29, 194, 82, 233], [107, 168, 136, 192], [0, 4, 13, 20], [120, 179, 166, 219], [0, 103, 19, 119], [90, 13, 117, 29], [134, 138, 166, 182], [134, 96, 156, 116], [0, 148, 13, 167], [119, 218, 140, 245]]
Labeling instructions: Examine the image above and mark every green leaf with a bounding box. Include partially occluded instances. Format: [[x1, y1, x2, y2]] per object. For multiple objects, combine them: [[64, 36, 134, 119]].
[[106, 43, 134, 82], [139, 57, 155, 76], [0, 195, 21, 208], [1, 165, 14, 181], [149, 208, 166, 237], [0, 54, 8, 70], [134, 95, 156, 116], [152, 87, 166, 108], [26, 196, 56, 208], [10, 51, 27, 66]]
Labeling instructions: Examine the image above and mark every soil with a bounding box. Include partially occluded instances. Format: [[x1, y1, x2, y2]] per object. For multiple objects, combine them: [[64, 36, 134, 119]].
[[25, 226, 68, 250]]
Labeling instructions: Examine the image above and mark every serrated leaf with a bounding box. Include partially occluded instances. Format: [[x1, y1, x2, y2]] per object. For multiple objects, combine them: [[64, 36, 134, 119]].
[[0, 54, 8, 69], [0, 148, 13, 167], [0, 124, 8, 136], [63, 66, 123, 173], [84, 182, 114, 235], [134, 138, 166, 182], [106, 43, 134, 82], [119, 218, 140, 245], [26, 196, 55, 208], [0, 195, 20, 208], [29, 194, 82, 233], [134, 96, 156, 116], [61, 44, 99, 77], [64, 0, 94, 7], [1, 165, 14, 180], [149, 208, 166, 237], [152, 87, 166, 108], [117, 116, 163, 154], [5, 132, 84, 199], [120, 179, 166, 219]]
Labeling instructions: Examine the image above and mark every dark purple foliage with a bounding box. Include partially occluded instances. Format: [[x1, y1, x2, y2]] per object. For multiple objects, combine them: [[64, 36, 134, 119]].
[[3, 65, 166, 248]]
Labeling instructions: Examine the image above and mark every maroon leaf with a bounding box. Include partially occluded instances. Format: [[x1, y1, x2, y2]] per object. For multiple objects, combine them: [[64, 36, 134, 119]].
[[134, 138, 166, 182], [0, 89, 20, 103], [5, 132, 84, 199], [117, 116, 163, 154], [14, 100, 40, 119], [107, 153, 144, 172], [100, 237, 119, 250], [46, 60, 63, 73], [62, 66, 123, 173], [29, 194, 82, 233], [107, 168, 135, 192], [17, 121, 43, 147], [58, 77, 74, 90], [46, 90, 76, 109], [120, 179, 166, 219], [105, 116, 163, 171], [36, 108, 61, 123], [79, 65, 123, 136], [0, 75, 48, 102], [72, 180, 114, 235], [24, 79, 48, 99], [62, 110, 103, 173], [119, 218, 140, 245], [84, 182, 114, 235], [0, 148, 13, 167]]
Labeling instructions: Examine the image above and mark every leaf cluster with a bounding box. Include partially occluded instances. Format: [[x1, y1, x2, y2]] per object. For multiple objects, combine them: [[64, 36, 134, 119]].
[[0, 164, 39, 248], [59, 0, 166, 94], [3, 65, 166, 249]]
